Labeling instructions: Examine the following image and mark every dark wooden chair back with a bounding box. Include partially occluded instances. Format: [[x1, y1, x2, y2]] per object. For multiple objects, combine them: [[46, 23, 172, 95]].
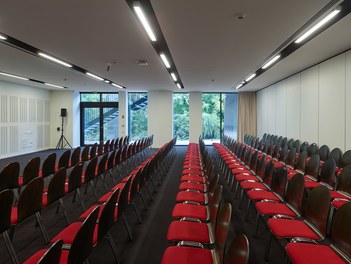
[[215, 203, 232, 264], [256, 155, 266, 178], [262, 160, 274, 187], [47, 168, 67, 205], [286, 148, 296, 167], [319, 158, 336, 188], [58, 150, 71, 170], [81, 145, 90, 162], [107, 150, 116, 171], [18, 177, 43, 222], [318, 145, 330, 162], [70, 147, 81, 167], [293, 140, 300, 153], [278, 147, 288, 163], [0, 162, 20, 191], [98, 142, 104, 156], [0, 189, 14, 232], [117, 177, 132, 218], [104, 140, 110, 153], [295, 151, 307, 173], [114, 147, 123, 165], [340, 150, 351, 169], [285, 173, 305, 214], [22, 157, 40, 186], [330, 147, 343, 167], [41, 153, 56, 178], [84, 157, 98, 183], [307, 143, 318, 157], [249, 151, 258, 171], [306, 154, 320, 180], [36, 239, 63, 264], [337, 165, 351, 194], [67, 163, 83, 193], [89, 143, 98, 159], [209, 185, 223, 231], [271, 166, 288, 198], [300, 141, 309, 154], [97, 153, 108, 176], [226, 234, 250, 264]]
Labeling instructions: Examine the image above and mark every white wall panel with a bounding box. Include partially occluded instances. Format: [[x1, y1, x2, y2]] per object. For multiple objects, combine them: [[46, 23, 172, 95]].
[[266, 84, 277, 135], [300, 66, 319, 143], [189, 92, 202, 143], [319, 54, 346, 151], [345, 51, 351, 150], [275, 81, 287, 137], [286, 74, 301, 139]]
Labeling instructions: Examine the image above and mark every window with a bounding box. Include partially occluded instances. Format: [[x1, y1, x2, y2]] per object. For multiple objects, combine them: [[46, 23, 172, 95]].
[[173, 93, 189, 145], [80, 93, 118, 145], [202, 93, 238, 144], [128, 93, 148, 141]]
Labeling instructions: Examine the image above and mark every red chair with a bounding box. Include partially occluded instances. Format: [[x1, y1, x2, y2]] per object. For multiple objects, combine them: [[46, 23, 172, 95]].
[[39, 153, 56, 179], [18, 157, 40, 187], [24, 239, 62, 264], [226, 234, 250, 264], [0, 162, 20, 198]]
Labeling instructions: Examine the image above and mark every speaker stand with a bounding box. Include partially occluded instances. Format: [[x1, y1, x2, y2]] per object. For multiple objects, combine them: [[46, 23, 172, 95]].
[[56, 116, 72, 149]]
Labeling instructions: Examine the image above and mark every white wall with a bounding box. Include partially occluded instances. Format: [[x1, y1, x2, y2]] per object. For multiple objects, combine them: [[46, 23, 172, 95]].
[[257, 51, 351, 151], [118, 91, 127, 138], [189, 92, 202, 143], [0, 81, 50, 158], [148, 90, 173, 148]]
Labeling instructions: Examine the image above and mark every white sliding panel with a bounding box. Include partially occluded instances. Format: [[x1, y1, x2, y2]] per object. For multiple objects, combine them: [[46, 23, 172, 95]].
[[275, 80, 287, 137], [286, 74, 301, 140]]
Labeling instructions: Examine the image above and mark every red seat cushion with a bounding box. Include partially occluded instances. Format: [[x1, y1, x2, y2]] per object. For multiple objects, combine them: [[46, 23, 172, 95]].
[[161, 246, 213, 264], [11, 208, 18, 225], [172, 204, 207, 220], [181, 175, 205, 183], [176, 191, 206, 204], [268, 218, 320, 240], [331, 199, 349, 209], [51, 222, 98, 245], [247, 190, 281, 202], [235, 173, 257, 182], [79, 205, 104, 220], [179, 182, 205, 192], [23, 249, 48, 264], [286, 243, 345, 264], [231, 168, 250, 175], [167, 221, 210, 243], [42, 194, 48, 207], [182, 170, 202, 176], [256, 202, 298, 217], [331, 191, 351, 200], [240, 181, 268, 190], [98, 192, 113, 203], [304, 181, 321, 189]]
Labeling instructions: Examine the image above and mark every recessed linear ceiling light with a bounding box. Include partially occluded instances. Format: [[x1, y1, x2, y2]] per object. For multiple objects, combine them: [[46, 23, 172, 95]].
[[45, 83, 65, 89], [235, 83, 244, 90], [104, 80, 110, 84], [295, 6, 341, 44], [160, 53, 171, 68], [0, 71, 29, 81], [38, 52, 72, 68], [86, 72, 104, 81], [171, 73, 177, 81], [177, 83, 182, 89], [112, 83, 124, 89], [262, 55, 281, 70], [245, 73, 256, 82], [133, 2, 157, 42], [0, 34, 7, 40]]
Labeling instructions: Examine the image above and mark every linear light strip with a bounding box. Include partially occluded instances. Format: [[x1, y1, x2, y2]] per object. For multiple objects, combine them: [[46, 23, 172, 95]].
[[45, 83, 65, 89], [160, 53, 171, 68], [295, 7, 341, 44], [86, 72, 104, 81], [0, 34, 7, 40], [38, 52, 73, 68], [133, 4, 157, 41], [245, 73, 256, 82], [0, 71, 29, 81], [171, 73, 177, 81], [262, 55, 281, 69], [235, 83, 244, 90], [112, 83, 124, 89]]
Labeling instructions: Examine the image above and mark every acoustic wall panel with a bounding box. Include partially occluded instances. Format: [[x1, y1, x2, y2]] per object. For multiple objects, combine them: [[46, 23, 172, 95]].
[[275, 81, 287, 137], [286, 74, 301, 139], [37, 99, 44, 123], [345, 51, 351, 150], [20, 97, 28, 122], [9, 126, 18, 153], [319, 54, 346, 151], [29, 98, 36, 122], [0, 126, 7, 154], [300, 66, 319, 143], [266, 85, 277, 135], [10, 96, 18, 123], [0, 95, 7, 123]]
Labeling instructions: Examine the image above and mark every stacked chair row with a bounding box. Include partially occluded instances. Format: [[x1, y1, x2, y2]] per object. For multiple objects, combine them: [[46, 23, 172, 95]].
[[214, 136, 351, 264], [0, 135, 156, 264], [161, 140, 250, 264]]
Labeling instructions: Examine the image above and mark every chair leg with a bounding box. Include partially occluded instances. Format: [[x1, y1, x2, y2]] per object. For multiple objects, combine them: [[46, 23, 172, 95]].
[[106, 232, 122, 264], [140, 192, 149, 210], [264, 232, 273, 261], [59, 199, 70, 225], [122, 213, 133, 241], [2, 231, 20, 264], [35, 212, 50, 244], [76, 189, 86, 211], [254, 212, 260, 238], [132, 201, 142, 223]]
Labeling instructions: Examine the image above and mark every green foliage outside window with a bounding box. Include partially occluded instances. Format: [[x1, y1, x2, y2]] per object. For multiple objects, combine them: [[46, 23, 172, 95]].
[[173, 94, 189, 141]]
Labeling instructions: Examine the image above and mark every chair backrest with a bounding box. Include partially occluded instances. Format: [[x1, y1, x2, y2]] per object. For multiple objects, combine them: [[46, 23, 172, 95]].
[[330, 202, 351, 261], [67, 163, 83, 193], [305, 154, 320, 180], [318, 158, 336, 188], [340, 150, 351, 169], [81, 145, 90, 162], [294, 151, 307, 173], [34, 239, 63, 264], [286, 148, 296, 167], [271, 166, 288, 198], [249, 151, 258, 171], [307, 143, 318, 157], [18, 177, 44, 222], [114, 147, 123, 165], [41, 153, 57, 178], [84, 156, 98, 183], [209, 185, 223, 231], [330, 147, 343, 167], [98, 188, 120, 241], [214, 203, 232, 264], [107, 150, 116, 170], [285, 173, 305, 214], [117, 176, 132, 217], [67, 206, 100, 264], [97, 153, 108, 176], [304, 185, 330, 239], [23, 157, 40, 185], [98, 142, 104, 156], [287, 139, 294, 151], [104, 140, 110, 153], [89, 143, 98, 159], [300, 141, 309, 154], [0, 189, 14, 233], [282, 137, 288, 149], [130, 168, 142, 201], [0, 162, 20, 191], [58, 150, 71, 169], [278, 147, 288, 163], [293, 140, 300, 153], [225, 234, 250, 264], [318, 145, 330, 162], [262, 160, 274, 187], [207, 174, 219, 201], [337, 165, 351, 194], [70, 147, 81, 167], [255, 155, 266, 178], [47, 168, 67, 205]]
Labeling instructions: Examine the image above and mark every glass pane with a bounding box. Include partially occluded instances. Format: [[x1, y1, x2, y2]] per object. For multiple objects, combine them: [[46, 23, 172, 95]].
[[223, 93, 238, 139], [83, 107, 100, 144], [128, 93, 148, 141], [103, 107, 118, 142], [202, 93, 221, 144], [102, 93, 118, 102], [173, 93, 189, 145], [81, 93, 100, 102]]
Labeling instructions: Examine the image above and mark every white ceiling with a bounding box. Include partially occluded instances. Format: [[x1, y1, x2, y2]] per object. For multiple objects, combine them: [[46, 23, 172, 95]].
[[0, 0, 349, 93]]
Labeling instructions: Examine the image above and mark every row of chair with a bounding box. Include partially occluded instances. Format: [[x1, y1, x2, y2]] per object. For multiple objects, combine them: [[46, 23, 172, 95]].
[[0, 135, 154, 263], [161, 141, 249, 264], [21, 138, 175, 264], [214, 138, 351, 263]]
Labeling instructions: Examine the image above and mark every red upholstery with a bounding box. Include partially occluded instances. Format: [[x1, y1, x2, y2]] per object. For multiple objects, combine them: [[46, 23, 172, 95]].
[[235, 174, 258, 182], [179, 182, 205, 192], [98, 192, 113, 203], [304, 181, 321, 189], [23, 249, 48, 264], [79, 205, 104, 220], [268, 218, 320, 239], [172, 204, 207, 220], [181, 175, 205, 183], [161, 246, 213, 264], [182, 170, 202, 176], [167, 221, 210, 243], [240, 181, 268, 190], [42, 194, 48, 206], [11, 208, 18, 225], [247, 190, 281, 202], [331, 199, 349, 209], [330, 191, 351, 200], [183, 165, 201, 170], [256, 202, 298, 217], [51, 222, 98, 245], [286, 243, 345, 264], [176, 191, 206, 204], [231, 168, 250, 175]]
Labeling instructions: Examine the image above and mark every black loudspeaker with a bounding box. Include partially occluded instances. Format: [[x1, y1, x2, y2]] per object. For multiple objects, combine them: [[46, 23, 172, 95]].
[[60, 108, 67, 117]]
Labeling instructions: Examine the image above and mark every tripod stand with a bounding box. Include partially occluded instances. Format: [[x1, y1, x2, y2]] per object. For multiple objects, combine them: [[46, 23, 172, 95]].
[[56, 116, 72, 149]]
